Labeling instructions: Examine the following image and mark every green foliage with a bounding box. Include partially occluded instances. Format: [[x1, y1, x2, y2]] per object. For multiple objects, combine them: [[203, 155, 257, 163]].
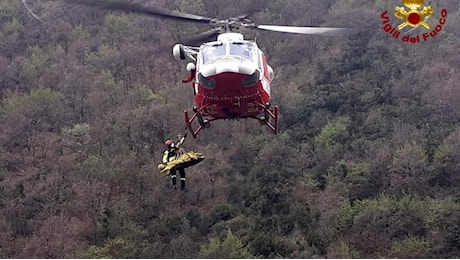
[[18, 46, 50, 89], [327, 239, 360, 258], [242, 169, 290, 216], [86, 70, 123, 113], [93, 70, 121, 91], [0, 0, 24, 25], [71, 24, 90, 41], [175, 0, 206, 15], [433, 143, 452, 167], [424, 197, 460, 226], [389, 235, 431, 258], [336, 200, 354, 230], [335, 194, 455, 257], [248, 232, 296, 258], [210, 204, 238, 224], [124, 84, 162, 105], [100, 14, 133, 48], [327, 159, 378, 200], [422, 197, 460, 256], [200, 229, 253, 259], [349, 193, 426, 217], [314, 117, 350, 148], [1, 88, 63, 115], [389, 142, 429, 193], [61, 123, 91, 162], [3, 17, 23, 35], [79, 238, 138, 258], [84, 45, 118, 72], [360, 107, 393, 139], [80, 155, 107, 179], [390, 142, 428, 174], [254, 215, 296, 236]]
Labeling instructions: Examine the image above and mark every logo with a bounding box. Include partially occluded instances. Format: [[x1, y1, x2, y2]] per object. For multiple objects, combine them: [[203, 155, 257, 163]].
[[381, 0, 447, 43]]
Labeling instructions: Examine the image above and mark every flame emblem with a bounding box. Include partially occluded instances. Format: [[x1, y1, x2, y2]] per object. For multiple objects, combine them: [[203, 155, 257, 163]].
[[394, 0, 433, 30]]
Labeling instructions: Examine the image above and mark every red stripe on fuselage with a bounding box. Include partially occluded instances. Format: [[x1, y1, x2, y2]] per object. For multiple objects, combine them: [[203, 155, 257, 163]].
[[194, 72, 266, 118]]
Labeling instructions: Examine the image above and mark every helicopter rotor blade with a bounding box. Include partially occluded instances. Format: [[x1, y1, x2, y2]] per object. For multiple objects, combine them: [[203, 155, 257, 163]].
[[256, 25, 358, 36], [182, 29, 221, 45], [65, 0, 214, 23]]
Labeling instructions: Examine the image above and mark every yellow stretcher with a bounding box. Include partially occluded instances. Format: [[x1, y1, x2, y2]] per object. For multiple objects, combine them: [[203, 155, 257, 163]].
[[157, 151, 205, 175]]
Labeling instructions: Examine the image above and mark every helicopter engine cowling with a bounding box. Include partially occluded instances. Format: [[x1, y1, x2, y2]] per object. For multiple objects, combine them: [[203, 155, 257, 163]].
[[172, 44, 186, 60]]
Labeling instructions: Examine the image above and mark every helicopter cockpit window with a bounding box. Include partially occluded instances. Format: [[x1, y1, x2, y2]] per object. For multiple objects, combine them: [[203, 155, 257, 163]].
[[230, 42, 254, 61], [202, 43, 226, 63]]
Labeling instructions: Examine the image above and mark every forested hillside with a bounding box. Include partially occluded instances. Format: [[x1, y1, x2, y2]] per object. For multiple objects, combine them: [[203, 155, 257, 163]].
[[1, 0, 460, 258]]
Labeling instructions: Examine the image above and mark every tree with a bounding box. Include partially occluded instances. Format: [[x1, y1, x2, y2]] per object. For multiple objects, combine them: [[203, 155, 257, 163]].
[[389, 235, 432, 258], [99, 14, 133, 49], [199, 229, 253, 258], [389, 142, 429, 194], [326, 159, 379, 201], [336, 194, 429, 257], [21, 215, 91, 258], [61, 123, 91, 164], [0, 88, 65, 169]]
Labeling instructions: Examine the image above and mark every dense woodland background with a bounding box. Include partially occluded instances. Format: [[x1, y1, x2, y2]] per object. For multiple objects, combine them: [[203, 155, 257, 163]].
[[1, 0, 460, 258]]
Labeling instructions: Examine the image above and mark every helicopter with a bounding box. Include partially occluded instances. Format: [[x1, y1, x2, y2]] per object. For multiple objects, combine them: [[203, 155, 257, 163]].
[[174, 31, 279, 138], [58, 0, 356, 138]]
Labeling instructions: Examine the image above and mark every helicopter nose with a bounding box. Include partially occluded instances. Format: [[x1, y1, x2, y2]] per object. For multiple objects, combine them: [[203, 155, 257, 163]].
[[216, 63, 239, 74], [198, 73, 216, 89], [200, 60, 256, 77]]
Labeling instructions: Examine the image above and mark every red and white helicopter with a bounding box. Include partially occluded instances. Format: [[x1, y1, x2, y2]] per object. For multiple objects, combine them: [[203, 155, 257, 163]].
[[65, 0, 355, 138], [173, 31, 279, 138]]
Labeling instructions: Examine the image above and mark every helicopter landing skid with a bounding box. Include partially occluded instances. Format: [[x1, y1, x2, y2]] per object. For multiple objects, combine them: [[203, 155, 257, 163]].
[[252, 103, 278, 135], [184, 104, 279, 138], [261, 104, 279, 134], [184, 107, 213, 138]]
